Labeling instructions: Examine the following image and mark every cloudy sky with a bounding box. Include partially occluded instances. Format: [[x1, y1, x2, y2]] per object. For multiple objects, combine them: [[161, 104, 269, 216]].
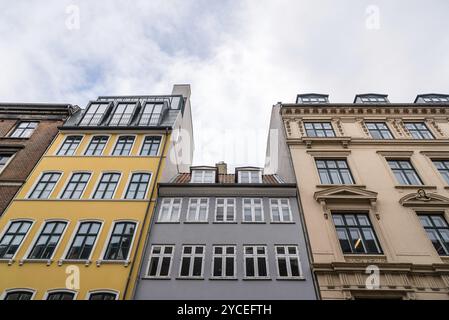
[[1, 0, 448, 169]]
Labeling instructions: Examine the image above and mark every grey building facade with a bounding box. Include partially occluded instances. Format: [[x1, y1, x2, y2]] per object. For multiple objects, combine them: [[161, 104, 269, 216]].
[[133, 164, 317, 300]]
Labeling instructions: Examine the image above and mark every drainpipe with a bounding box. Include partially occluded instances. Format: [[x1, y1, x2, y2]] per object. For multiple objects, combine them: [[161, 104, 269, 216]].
[[123, 127, 170, 299]]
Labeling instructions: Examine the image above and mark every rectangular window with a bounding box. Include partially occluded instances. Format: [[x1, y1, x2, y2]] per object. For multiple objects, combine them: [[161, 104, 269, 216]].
[[140, 136, 161, 156], [316, 159, 354, 185], [84, 136, 109, 156], [212, 245, 236, 278], [332, 214, 382, 254], [242, 198, 264, 222], [28, 221, 67, 259], [104, 222, 136, 260], [244, 246, 268, 278], [179, 245, 205, 278], [88, 292, 117, 300], [28, 172, 61, 199], [433, 160, 449, 185], [112, 136, 135, 156], [388, 160, 423, 185], [158, 198, 182, 222], [79, 103, 108, 126], [366, 122, 393, 139], [56, 136, 82, 156], [4, 291, 33, 300], [419, 215, 449, 256], [46, 292, 75, 300], [147, 245, 174, 278], [65, 222, 101, 260], [238, 171, 261, 183], [405, 122, 434, 139], [109, 103, 136, 126], [92, 173, 121, 199], [139, 103, 164, 126], [215, 198, 236, 222], [275, 246, 303, 278], [0, 221, 32, 259], [124, 173, 151, 200], [270, 199, 292, 222], [60, 173, 91, 199], [190, 170, 215, 183], [187, 198, 209, 222], [304, 122, 335, 137], [9, 121, 38, 138], [0, 154, 12, 172]]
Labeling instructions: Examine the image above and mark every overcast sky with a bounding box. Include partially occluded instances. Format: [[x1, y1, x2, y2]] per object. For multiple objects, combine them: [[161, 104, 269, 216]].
[[1, 0, 448, 169]]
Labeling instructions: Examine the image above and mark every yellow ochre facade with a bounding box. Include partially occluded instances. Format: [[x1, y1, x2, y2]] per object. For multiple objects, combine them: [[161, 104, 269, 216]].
[[0, 85, 194, 300]]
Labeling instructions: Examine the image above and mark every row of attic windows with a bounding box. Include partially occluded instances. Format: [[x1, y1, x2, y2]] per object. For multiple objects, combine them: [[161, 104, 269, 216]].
[[295, 93, 449, 104]]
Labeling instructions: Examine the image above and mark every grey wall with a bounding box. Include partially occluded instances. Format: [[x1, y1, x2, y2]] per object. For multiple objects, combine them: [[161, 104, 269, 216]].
[[134, 186, 316, 300]]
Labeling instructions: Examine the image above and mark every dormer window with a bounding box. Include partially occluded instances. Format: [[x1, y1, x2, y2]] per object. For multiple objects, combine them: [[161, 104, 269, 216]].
[[296, 94, 329, 104], [109, 102, 137, 126], [138, 102, 166, 126], [191, 170, 215, 183], [238, 170, 262, 184], [414, 94, 449, 104], [354, 94, 389, 104], [79, 102, 110, 126]]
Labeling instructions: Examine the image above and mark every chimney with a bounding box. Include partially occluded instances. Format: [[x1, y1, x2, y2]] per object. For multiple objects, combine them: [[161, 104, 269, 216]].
[[215, 161, 227, 175]]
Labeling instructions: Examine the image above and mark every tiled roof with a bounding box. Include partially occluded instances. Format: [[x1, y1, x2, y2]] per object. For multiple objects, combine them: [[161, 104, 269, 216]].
[[171, 173, 283, 184]]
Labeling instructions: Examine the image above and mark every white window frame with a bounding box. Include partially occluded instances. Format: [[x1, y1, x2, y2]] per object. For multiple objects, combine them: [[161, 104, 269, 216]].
[[238, 170, 262, 183], [186, 198, 209, 223], [82, 135, 110, 156], [157, 198, 182, 222], [0, 288, 36, 300], [269, 199, 293, 223], [8, 121, 39, 138], [214, 198, 236, 223], [0, 153, 16, 175], [99, 220, 139, 262], [90, 171, 122, 200], [122, 171, 153, 200], [242, 198, 264, 223], [43, 289, 78, 300], [55, 135, 84, 156], [26, 171, 63, 199], [211, 245, 236, 279], [85, 289, 119, 300], [178, 245, 205, 279], [243, 245, 269, 279], [110, 134, 137, 156], [0, 219, 35, 260], [139, 135, 163, 157], [145, 245, 175, 279], [190, 170, 215, 183], [57, 171, 92, 200], [275, 245, 304, 279]]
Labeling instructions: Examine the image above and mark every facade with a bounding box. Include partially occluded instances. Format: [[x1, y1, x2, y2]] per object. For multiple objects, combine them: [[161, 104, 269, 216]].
[[0, 103, 76, 216], [266, 92, 449, 299], [133, 163, 317, 300], [0, 85, 193, 300]]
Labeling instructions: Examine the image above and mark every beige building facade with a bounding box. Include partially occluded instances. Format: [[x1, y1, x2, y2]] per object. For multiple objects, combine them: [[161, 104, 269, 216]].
[[266, 93, 449, 299]]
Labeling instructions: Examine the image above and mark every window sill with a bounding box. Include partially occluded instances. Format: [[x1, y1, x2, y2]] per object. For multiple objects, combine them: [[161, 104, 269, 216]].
[[343, 254, 387, 263], [394, 185, 437, 190], [209, 277, 238, 281], [316, 184, 366, 189], [241, 221, 266, 224], [58, 259, 92, 266], [0, 258, 14, 265], [276, 276, 305, 281], [270, 221, 295, 224], [156, 221, 181, 224], [184, 221, 209, 224], [176, 277, 205, 280], [20, 259, 53, 266], [242, 277, 272, 281], [142, 276, 171, 280], [213, 221, 238, 224], [96, 259, 130, 267]]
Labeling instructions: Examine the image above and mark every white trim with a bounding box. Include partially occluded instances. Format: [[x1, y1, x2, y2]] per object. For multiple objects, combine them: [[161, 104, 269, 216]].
[[0, 219, 35, 260], [56, 171, 93, 199], [54, 134, 85, 156], [190, 170, 215, 183], [89, 171, 122, 200], [238, 170, 262, 184], [121, 171, 153, 200], [242, 198, 265, 223], [0, 152, 16, 175], [186, 198, 209, 222], [81, 134, 111, 156], [99, 220, 139, 262], [0, 288, 37, 300], [85, 289, 119, 300], [138, 134, 164, 157], [214, 198, 236, 223], [178, 245, 205, 279], [25, 171, 63, 199], [145, 244, 175, 278], [60, 219, 104, 261], [243, 245, 270, 279], [210, 245, 236, 279], [109, 134, 137, 156], [157, 198, 182, 222], [274, 245, 304, 279], [43, 288, 78, 300], [269, 198, 293, 223]]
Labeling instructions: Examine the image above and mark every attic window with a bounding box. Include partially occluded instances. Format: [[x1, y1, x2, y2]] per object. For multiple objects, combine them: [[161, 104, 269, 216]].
[[238, 171, 262, 183], [297, 94, 329, 104], [355, 94, 389, 104], [360, 96, 387, 103], [138, 102, 165, 126], [79, 103, 109, 126], [191, 170, 215, 183], [422, 96, 449, 103], [109, 102, 137, 126]]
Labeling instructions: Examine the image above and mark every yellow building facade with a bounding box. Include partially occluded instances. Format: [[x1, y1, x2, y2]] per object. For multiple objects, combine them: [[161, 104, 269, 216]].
[[0, 85, 193, 300]]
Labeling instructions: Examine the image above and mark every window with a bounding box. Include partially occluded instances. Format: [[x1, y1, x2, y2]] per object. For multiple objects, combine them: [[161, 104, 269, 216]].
[[244, 246, 268, 278], [387, 160, 423, 185], [103, 222, 136, 260], [0, 221, 32, 259], [270, 199, 292, 222], [405, 122, 434, 139], [433, 160, 449, 184], [360, 96, 388, 103], [215, 198, 236, 222], [79, 103, 108, 126], [275, 246, 303, 278], [88, 292, 117, 300], [332, 214, 382, 254], [57, 136, 82, 155], [419, 215, 449, 256], [187, 198, 209, 222], [158, 198, 182, 222], [46, 291, 75, 300], [242, 198, 264, 222], [124, 173, 151, 200], [92, 173, 121, 199], [304, 122, 335, 137], [140, 136, 161, 156], [28, 221, 67, 259], [60, 173, 91, 199], [316, 159, 354, 185], [179, 245, 205, 278], [366, 122, 393, 139], [9, 121, 38, 138], [147, 245, 174, 278], [212, 245, 236, 278], [112, 136, 135, 156], [28, 172, 61, 199], [109, 103, 136, 126], [84, 136, 109, 156], [238, 171, 261, 183], [65, 222, 101, 260], [3, 290, 33, 300], [190, 170, 215, 183], [139, 103, 164, 126], [0, 154, 13, 172]]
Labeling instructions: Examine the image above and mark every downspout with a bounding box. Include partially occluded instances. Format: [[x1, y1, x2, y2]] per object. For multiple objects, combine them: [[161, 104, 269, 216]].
[[123, 127, 170, 299]]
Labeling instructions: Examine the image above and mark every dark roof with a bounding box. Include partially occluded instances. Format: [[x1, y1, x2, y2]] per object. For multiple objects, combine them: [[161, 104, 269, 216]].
[[171, 173, 283, 184]]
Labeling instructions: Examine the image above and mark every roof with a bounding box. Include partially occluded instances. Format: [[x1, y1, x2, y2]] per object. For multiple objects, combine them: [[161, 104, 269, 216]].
[[171, 173, 284, 184]]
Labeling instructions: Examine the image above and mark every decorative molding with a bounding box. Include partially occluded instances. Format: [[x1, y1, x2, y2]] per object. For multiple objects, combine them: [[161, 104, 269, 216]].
[[399, 190, 449, 208], [376, 150, 414, 157]]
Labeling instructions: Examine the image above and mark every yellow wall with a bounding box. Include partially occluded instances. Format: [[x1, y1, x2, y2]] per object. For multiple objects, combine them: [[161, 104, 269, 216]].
[[0, 131, 169, 299]]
